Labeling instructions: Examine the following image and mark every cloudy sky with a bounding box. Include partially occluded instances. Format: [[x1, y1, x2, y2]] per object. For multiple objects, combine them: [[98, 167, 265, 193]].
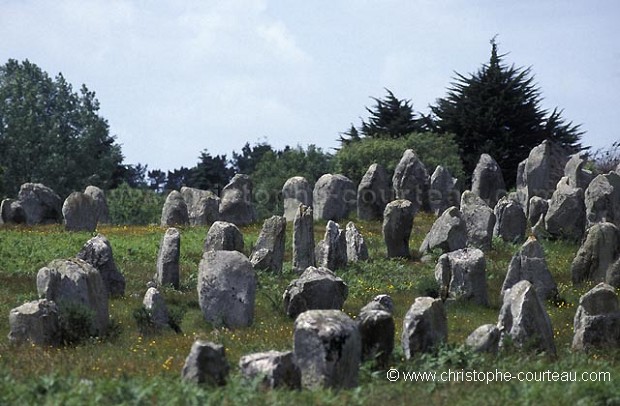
[[1, 0, 618, 172]]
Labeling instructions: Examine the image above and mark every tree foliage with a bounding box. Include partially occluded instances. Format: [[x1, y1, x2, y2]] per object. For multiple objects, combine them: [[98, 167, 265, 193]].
[[0, 59, 123, 197], [107, 182, 164, 225], [187, 149, 233, 194], [430, 39, 583, 187]]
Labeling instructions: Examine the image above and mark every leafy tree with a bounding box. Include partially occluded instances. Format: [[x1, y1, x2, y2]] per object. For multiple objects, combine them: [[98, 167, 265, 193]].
[[0, 59, 123, 196], [111, 163, 148, 189], [232, 142, 274, 174], [165, 167, 192, 191], [430, 39, 583, 187], [334, 132, 464, 185], [107, 182, 164, 225], [187, 149, 233, 194], [147, 169, 166, 192]]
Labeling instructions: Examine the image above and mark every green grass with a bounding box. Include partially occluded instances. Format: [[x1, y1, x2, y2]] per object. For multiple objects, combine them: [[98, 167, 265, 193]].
[[0, 214, 618, 405]]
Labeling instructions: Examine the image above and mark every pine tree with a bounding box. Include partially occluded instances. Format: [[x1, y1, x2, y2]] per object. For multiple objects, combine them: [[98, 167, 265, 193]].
[[430, 39, 583, 187]]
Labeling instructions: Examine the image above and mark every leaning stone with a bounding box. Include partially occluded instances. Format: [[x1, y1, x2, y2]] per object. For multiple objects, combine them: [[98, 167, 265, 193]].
[[197, 251, 256, 328], [471, 153, 506, 208], [527, 196, 549, 226], [497, 280, 556, 355], [160, 190, 189, 227], [429, 165, 460, 216], [584, 172, 620, 228], [77, 234, 125, 297], [180, 186, 220, 225], [393, 149, 430, 212], [460, 191, 496, 251], [313, 174, 356, 221], [501, 237, 557, 301], [357, 164, 391, 221], [572, 283, 620, 351], [435, 248, 488, 305], [564, 153, 595, 191], [203, 221, 244, 253], [544, 177, 586, 241], [345, 221, 369, 262], [249, 215, 286, 273], [401, 297, 447, 359], [239, 351, 301, 390], [8, 299, 60, 346], [419, 206, 467, 255], [18, 182, 62, 225], [282, 177, 313, 222], [294, 310, 361, 389], [36, 258, 109, 336], [292, 204, 315, 273], [218, 174, 256, 226], [315, 221, 347, 271], [465, 324, 500, 354], [181, 340, 230, 386], [493, 197, 527, 243], [155, 228, 181, 289], [84, 185, 110, 224], [571, 222, 620, 285], [143, 287, 170, 329], [358, 306, 394, 368], [283, 266, 348, 318], [383, 199, 415, 258]]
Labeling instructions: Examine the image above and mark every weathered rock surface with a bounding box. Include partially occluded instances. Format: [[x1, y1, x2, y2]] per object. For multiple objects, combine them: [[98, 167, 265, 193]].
[[282, 176, 313, 222], [313, 174, 356, 221], [564, 153, 595, 191], [283, 267, 348, 318], [160, 190, 189, 227], [383, 199, 415, 258], [471, 153, 506, 208], [357, 164, 391, 221], [435, 248, 488, 305], [401, 297, 447, 359], [239, 351, 301, 390], [62, 192, 97, 232], [143, 287, 170, 329], [293, 310, 361, 389], [358, 303, 394, 368], [203, 221, 244, 253], [465, 324, 500, 354], [219, 174, 256, 226], [250, 215, 286, 273], [197, 251, 256, 328], [155, 228, 181, 288], [345, 221, 369, 262], [544, 177, 586, 241], [429, 165, 460, 216], [181, 340, 230, 386], [393, 149, 430, 212], [460, 191, 496, 251], [493, 197, 527, 243], [18, 183, 62, 225], [315, 221, 347, 271], [571, 222, 620, 286], [572, 283, 620, 351], [585, 172, 620, 228], [84, 185, 110, 224], [292, 204, 315, 273], [419, 206, 467, 255], [77, 234, 125, 297], [0, 198, 26, 224], [180, 186, 220, 225], [527, 196, 549, 226], [8, 299, 60, 346]]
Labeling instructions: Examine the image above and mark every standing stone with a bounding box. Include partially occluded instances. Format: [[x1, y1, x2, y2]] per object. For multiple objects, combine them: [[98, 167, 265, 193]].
[[460, 191, 496, 251], [36, 258, 109, 335], [84, 185, 110, 224], [527, 196, 549, 226], [435, 248, 488, 305], [516, 140, 569, 211], [393, 149, 430, 212], [8, 299, 60, 346], [181, 340, 230, 386], [312, 174, 356, 221], [18, 182, 62, 225], [315, 221, 347, 271], [497, 280, 556, 355], [401, 297, 447, 359], [544, 177, 586, 241], [62, 192, 97, 232], [155, 228, 181, 289], [143, 287, 170, 329], [282, 177, 313, 222], [493, 197, 527, 243], [0, 198, 26, 224], [77, 234, 126, 297], [293, 310, 361, 389], [471, 154, 506, 208], [345, 221, 369, 262], [501, 237, 557, 301], [564, 153, 595, 191], [465, 324, 500, 354], [419, 206, 467, 255], [292, 204, 315, 273], [358, 300, 394, 368], [160, 190, 189, 227], [584, 172, 620, 228], [219, 174, 256, 226], [203, 221, 244, 253], [429, 165, 460, 216], [282, 267, 348, 318], [180, 186, 220, 225], [249, 215, 286, 273], [572, 283, 620, 351], [362, 294, 395, 314], [383, 199, 415, 258], [571, 222, 620, 286], [197, 251, 256, 328], [239, 351, 301, 390], [357, 164, 391, 220]]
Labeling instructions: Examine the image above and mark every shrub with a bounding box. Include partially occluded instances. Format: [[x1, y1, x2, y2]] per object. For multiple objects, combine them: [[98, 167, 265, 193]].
[[57, 299, 95, 346], [107, 182, 164, 225]]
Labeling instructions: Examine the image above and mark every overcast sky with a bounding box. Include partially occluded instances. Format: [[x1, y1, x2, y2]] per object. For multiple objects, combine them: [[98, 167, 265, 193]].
[[1, 0, 618, 172]]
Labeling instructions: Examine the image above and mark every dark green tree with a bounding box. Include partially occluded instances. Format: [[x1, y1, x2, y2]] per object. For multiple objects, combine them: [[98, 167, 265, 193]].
[[231, 142, 274, 175], [187, 150, 232, 194], [147, 169, 166, 192], [0, 59, 123, 196], [430, 39, 583, 187], [165, 167, 192, 191]]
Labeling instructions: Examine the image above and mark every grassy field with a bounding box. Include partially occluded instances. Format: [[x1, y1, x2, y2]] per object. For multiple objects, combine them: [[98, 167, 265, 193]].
[[0, 213, 618, 405]]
